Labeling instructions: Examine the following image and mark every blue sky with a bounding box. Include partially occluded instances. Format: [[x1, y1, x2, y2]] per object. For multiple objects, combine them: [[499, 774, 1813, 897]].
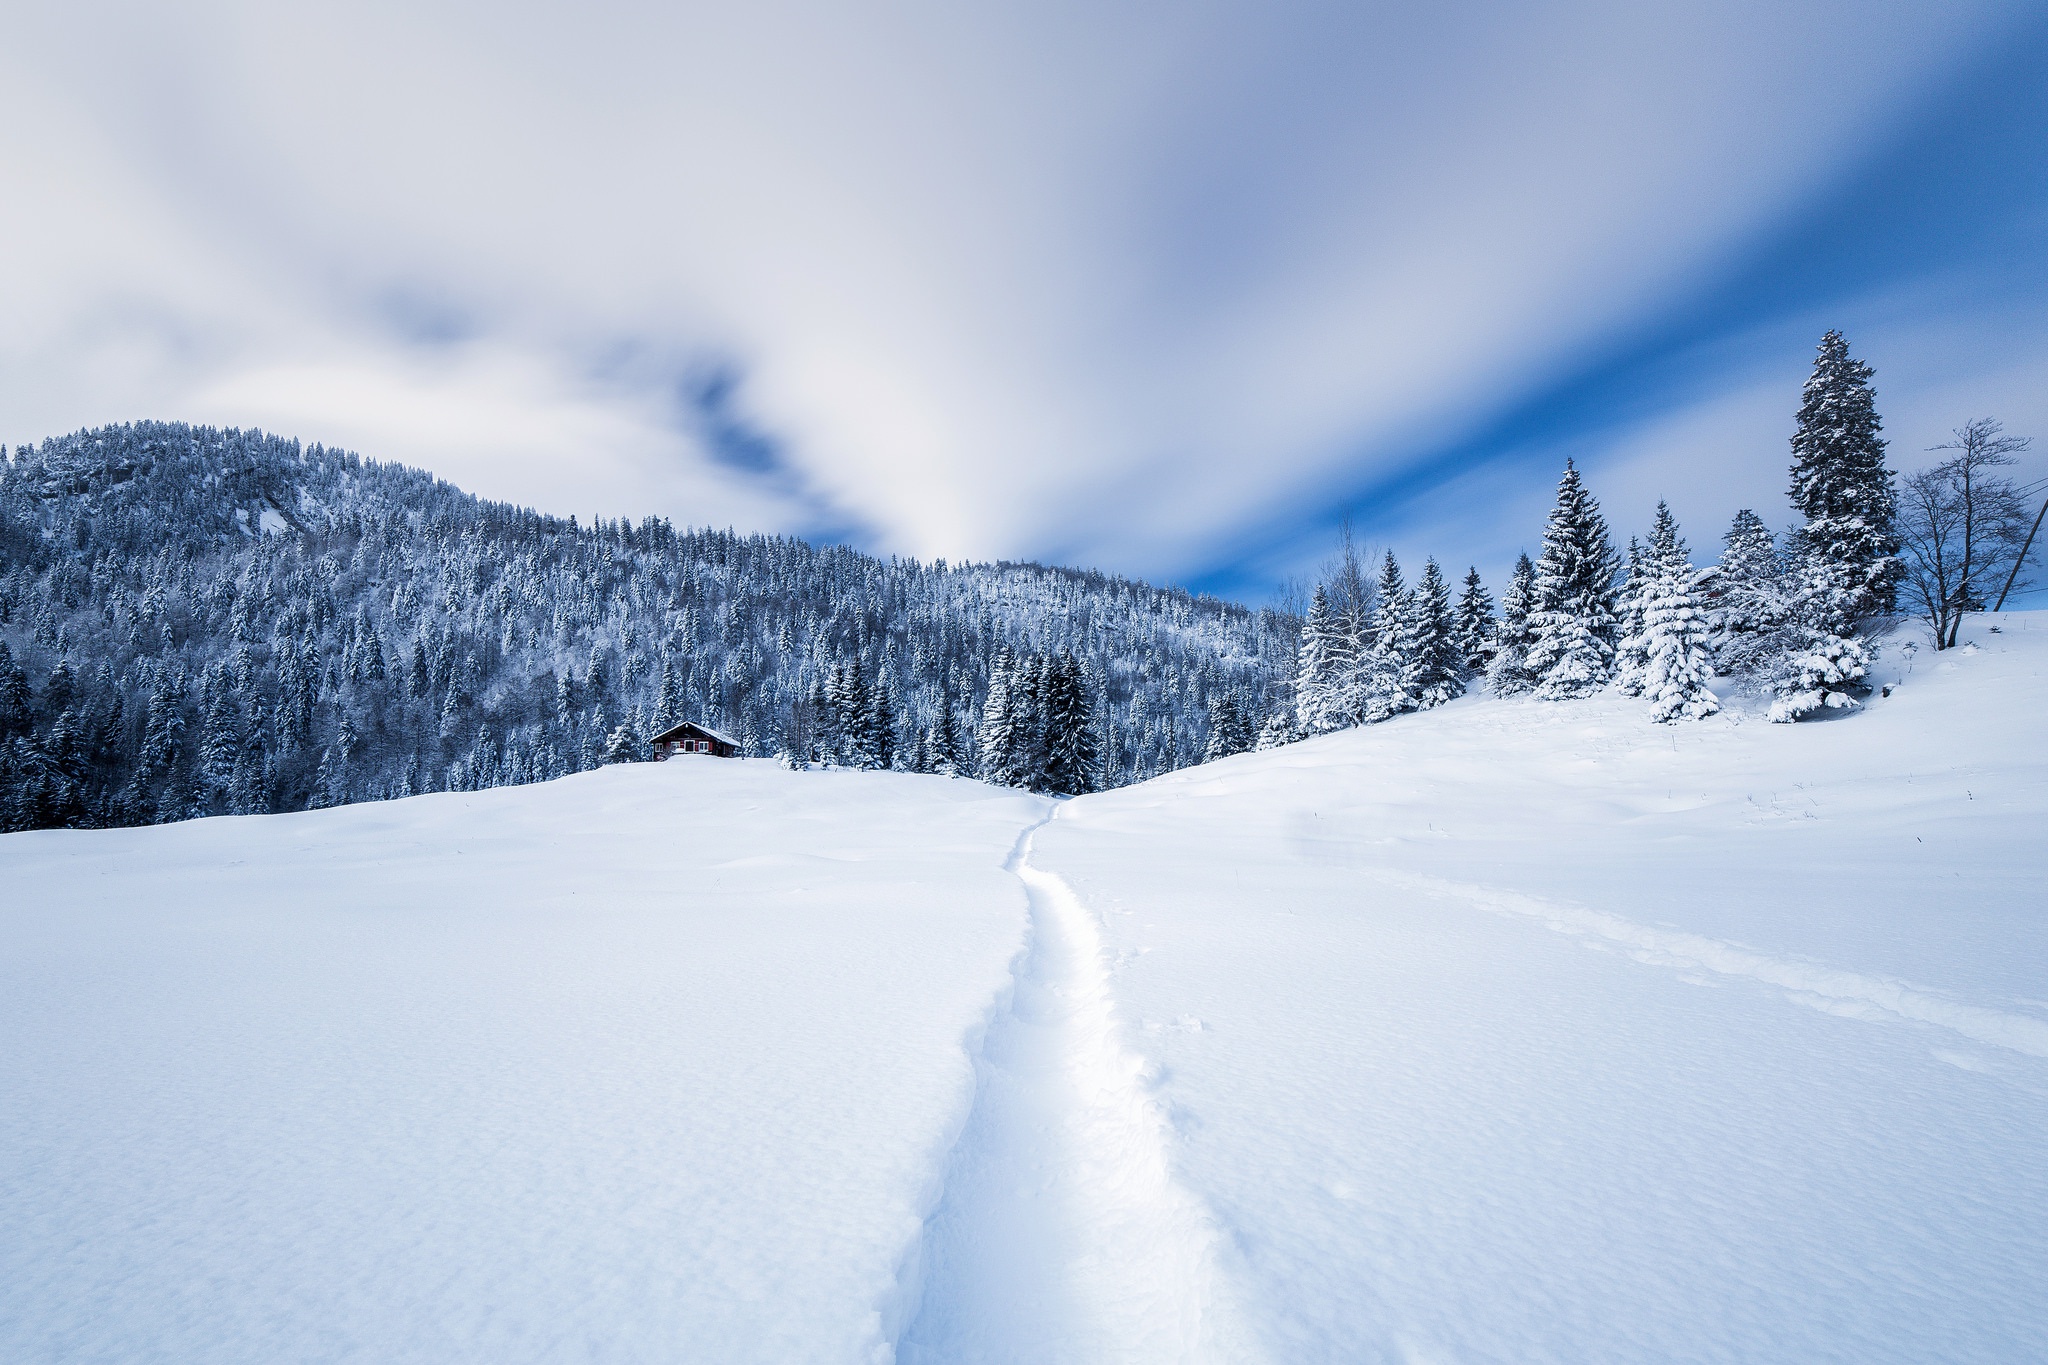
[[3, 1, 2043, 603]]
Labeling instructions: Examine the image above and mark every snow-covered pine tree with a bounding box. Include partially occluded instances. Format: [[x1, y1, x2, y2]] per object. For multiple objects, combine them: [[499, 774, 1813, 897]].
[[1410, 558, 1464, 709], [1361, 551, 1419, 721], [1204, 691, 1254, 761], [1452, 567, 1496, 675], [1040, 651, 1097, 795], [930, 699, 961, 777], [839, 656, 877, 767], [0, 642, 31, 738], [1789, 331, 1901, 619], [653, 657, 681, 728], [1613, 537, 1650, 697], [1486, 553, 1540, 695], [1636, 503, 1719, 724], [1707, 510, 1790, 676], [1294, 586, 1346, 734], [977, 650, 1018, 785], [866, 668, 897, 771], [1010, 653, 1051, 790], [197, 678, 240, 808], [602, 721, 646, 764], [1254, 709, 1299, 750], [1764, 556, 1873, 722], [1524, 462, 1620, 699]]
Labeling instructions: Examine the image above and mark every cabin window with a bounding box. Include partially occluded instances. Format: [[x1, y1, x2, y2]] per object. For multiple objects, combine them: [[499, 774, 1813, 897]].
[[698, 740, 710, 752]]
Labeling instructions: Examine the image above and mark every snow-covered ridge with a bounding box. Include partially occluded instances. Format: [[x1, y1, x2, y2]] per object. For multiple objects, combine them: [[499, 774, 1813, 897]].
[[0, 420, 1294, 835]]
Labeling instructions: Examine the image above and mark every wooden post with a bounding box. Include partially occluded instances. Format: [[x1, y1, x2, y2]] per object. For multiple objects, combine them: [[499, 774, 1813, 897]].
[[1992, 490, 2048, 613]]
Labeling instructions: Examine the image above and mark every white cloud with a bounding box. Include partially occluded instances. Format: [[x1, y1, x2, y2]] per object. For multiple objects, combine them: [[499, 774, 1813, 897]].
[[1, 0, 2036, 583]]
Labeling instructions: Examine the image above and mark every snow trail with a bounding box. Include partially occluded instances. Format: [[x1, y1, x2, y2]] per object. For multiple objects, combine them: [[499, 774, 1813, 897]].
[[895, 824, 1246, 1364], [1376, 869, 2048, 1058]]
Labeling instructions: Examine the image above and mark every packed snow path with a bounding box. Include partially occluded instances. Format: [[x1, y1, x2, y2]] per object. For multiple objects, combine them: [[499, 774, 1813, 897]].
[[897, 820, 1247, 1364]]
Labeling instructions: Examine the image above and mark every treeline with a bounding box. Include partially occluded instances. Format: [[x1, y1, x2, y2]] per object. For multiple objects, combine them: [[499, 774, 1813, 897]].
[[0, 422, 1295, 830], [1292, 330, 2036, 736]]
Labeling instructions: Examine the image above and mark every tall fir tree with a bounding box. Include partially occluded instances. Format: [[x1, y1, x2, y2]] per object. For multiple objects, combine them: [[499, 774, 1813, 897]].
[[1294, 586, 1346, 735], [977, 649, 1018, 785], [930, 697, 961, 777], [1524, 462, 1620, 699], [1203, 691, 1254, 761], [1452, 567, 1496, 675], [867, 668, 898, 771], [1788, 330, 1901, 618], [1041, 651, 1098, 795], [1362, 551, 1419, 721], [1613, 537, 1651, 697], [1410, 558, 1464, 709], [1010, 654, 1050, 790], [1486, 553, 1540, 695]]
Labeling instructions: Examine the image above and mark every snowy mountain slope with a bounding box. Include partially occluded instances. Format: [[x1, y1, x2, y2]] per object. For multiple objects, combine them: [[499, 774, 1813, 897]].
[[4, 616, 2044, 1365], [0, 763, 1049, 1363], [1031, 613, 2048, 1363], [0, 421, 1293, 834]]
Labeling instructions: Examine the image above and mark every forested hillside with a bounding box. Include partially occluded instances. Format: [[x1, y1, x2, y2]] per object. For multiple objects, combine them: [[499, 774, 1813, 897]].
[[0, 422, 1295, 829]]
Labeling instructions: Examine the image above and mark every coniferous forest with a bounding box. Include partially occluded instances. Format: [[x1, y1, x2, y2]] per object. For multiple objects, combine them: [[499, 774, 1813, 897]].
[[0, 422, 1295, 830]]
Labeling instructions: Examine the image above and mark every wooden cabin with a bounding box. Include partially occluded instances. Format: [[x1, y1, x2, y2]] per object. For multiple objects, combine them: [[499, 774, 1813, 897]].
[[649, 720, 741, 759]]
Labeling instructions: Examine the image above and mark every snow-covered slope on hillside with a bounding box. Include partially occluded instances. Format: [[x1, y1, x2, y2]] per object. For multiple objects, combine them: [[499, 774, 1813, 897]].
[[1033, 613, 2048, 1363], [4, 616, 2045, 1364], [0, 764, 1048, 1363]]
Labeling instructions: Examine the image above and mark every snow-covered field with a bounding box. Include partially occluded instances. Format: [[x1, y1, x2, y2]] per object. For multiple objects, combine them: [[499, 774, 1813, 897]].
[[6, 616, 2046, 1363]]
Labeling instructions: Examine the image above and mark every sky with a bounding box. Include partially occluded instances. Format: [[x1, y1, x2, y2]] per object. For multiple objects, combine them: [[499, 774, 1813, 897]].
[[3, 1, 2045, 603]]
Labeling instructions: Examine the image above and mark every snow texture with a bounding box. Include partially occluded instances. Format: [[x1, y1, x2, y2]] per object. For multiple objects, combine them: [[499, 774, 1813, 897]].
[[5, 613, 2047, 1363], [0, 762, 1048, 1363], [1036, 614, 2048, 1362]]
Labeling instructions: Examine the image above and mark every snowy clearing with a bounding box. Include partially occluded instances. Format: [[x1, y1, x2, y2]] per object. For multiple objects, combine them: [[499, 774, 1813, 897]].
[[5, 615, 2047, 1363], [0, 764, 1049, 1363]]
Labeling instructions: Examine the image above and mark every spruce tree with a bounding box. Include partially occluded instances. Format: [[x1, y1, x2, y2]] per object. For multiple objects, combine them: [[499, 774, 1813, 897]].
[[1363, 551, 1418, 721], [1525, 462, 1620, 698], [1788, 330, 1901, 617], [930, 701, 960, 777], [1766, 560, 1874, 722], [1613, 537, 1650, 697], [1486, 553, 1541, 695], [1041, 651, 1097, 794], [1708, 510, 1788, 675], [1255, 710, 1299, 750], [1452, 567, 1496, 675], [654, 657, 681, 726], [1009, 654, 1050, 790], [867, 668, 897, 771], [1410, 558, 1464, 709], [1636, 503, 1719, 723], [0, 642, 31, 738], [1203, 692, 1253, 761], [602, 722, 646, 764], [1294, 586, 1345, 735], [977, 650, 1018, 786]]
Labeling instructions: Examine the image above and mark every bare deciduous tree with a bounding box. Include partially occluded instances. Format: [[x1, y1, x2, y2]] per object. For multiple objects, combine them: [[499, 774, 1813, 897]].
[[1899, 418, 2035, 648]]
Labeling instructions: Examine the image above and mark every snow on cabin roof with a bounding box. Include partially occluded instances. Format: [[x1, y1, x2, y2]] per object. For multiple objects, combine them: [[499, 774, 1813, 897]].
[[651, 721, 739, 747]]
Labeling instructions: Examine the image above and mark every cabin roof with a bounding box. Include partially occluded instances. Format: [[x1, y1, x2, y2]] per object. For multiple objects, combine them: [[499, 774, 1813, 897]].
[[650, 720, 740, 747]]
